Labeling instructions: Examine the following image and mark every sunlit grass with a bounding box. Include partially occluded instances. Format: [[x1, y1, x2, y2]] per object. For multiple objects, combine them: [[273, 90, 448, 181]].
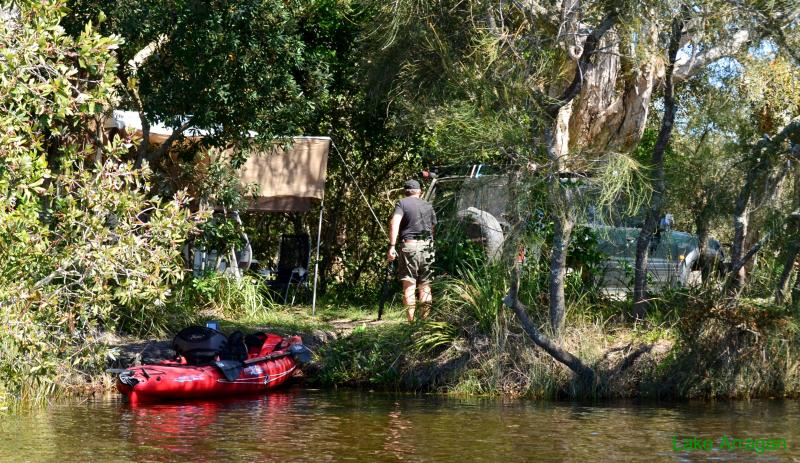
[[205, 298, 407, 337]]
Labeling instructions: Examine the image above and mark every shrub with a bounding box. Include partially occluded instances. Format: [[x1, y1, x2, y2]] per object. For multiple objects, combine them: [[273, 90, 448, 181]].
[[0, 0, 202, 404]]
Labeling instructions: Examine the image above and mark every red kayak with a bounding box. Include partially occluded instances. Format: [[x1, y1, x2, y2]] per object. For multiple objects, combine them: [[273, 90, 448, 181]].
[[116, 327, 311, 404]]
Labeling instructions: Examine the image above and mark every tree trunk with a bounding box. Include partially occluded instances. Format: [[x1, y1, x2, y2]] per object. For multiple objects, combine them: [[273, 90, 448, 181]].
[[792, 265, 800, 310], [633, 212, 659, 318], [632, 15, 683, 319], [319, 182, 345, 293], [549, 207, 574, 332], [694, 205, 715, 281], [560, 18, 749, 157], [776, 170, 800, 303], [695, 206, 710, 262], [729, 172, 755, 290], [775, 244, 799, 304], [539, 11, 618, 335], [691, 127, 712, 268]]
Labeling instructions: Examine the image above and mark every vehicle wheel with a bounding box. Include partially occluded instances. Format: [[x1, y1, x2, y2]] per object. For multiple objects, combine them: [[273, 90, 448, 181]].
[[456, 207, 505, 262]]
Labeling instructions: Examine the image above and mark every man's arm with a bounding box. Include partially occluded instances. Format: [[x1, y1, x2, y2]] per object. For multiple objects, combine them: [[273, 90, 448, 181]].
[[387, 212, 403, 261]]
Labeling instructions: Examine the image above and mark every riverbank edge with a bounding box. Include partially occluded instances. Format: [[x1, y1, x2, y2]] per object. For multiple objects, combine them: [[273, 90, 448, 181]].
[[97, 319, 800, 401]]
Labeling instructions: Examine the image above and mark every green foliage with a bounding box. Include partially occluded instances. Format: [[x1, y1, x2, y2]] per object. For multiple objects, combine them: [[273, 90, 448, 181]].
[[196, 216, 245, 254], [594, 152, 651, 223], [652, 296, 800, 399], [66, 0, 335, 150], [315, 324, 414, 386], [436, 262, 508, 334], [0, 0, 201, 404], [412, 320, 459, 354], [566, 226, 605, 289], [432, 222, 487, 277], [2, 0, 796, 405], [174, 273, 276, 321]]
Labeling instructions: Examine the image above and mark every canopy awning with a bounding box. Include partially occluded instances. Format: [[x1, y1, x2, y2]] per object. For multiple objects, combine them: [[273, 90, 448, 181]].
[[108, 111, 330, 212], [235, 137, 330, 212]]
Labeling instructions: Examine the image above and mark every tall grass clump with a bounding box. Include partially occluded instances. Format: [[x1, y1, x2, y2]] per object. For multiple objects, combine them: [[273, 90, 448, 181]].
[[315, 324, 415, 387], [436, 261, 509, 334], [174, 273, 277, 323]]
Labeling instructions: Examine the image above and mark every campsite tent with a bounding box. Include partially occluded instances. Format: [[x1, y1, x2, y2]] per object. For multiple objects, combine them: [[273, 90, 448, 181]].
[[107, 110, 330, 312]]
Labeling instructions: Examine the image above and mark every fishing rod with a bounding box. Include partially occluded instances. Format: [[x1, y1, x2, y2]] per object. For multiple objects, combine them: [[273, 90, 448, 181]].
[[377, 261, 395, 320]]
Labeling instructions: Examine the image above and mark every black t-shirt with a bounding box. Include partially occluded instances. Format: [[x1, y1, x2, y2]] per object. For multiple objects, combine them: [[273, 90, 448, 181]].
[[394, 196, 437, 240]]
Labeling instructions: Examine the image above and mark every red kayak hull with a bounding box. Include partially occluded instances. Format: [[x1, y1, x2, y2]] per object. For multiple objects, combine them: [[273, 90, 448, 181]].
[[117, 335, 301, 404]]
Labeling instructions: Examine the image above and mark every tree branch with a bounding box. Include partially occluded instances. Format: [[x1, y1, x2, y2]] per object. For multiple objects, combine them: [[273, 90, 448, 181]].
[[673, 30, 750, 82], [731, 231, 771, 275], [144, 117, 196, 165], [725, 0, 800, 67], [128, 37, 169, 169], [502, 265, 596, 383], [633, 11, 685, 317]]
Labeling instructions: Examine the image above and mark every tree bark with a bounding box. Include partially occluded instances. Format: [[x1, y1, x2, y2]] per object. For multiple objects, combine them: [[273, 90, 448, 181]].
[[691, 127, 712, 266], [539, 10, 618, 334], [503, 265, 595, 384], [632, 14, 683, 319], [695, 203, 710, 258], [775, 243, 799, 304], [792, 265, 800, 310], [729, 167, 757, 289], [549, 203, 574, 332], [127, 37, 168, 170], [557, 19, 750, 157], [136, 117, 196, 168]]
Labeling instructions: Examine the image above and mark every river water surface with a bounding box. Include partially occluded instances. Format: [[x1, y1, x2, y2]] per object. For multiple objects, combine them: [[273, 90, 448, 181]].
[[1, 389, 798, 462]]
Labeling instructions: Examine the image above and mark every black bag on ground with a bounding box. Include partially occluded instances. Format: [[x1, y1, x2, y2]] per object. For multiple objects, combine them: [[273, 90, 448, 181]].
[[222, 330, 248, 362], [172, 326, 228, 365]]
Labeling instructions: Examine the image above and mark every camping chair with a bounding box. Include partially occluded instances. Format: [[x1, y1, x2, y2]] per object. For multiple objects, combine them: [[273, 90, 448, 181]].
[[270, 233, 311, 305]]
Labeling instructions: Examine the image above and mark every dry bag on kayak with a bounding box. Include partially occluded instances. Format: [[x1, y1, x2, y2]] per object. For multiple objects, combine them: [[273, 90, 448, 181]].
[[172, 326, 227, 365]]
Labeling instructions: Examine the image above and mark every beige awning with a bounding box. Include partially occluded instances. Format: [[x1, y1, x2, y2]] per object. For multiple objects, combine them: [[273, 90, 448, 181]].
[[237, 137, 330, 212], [108, 111, 330, 213]]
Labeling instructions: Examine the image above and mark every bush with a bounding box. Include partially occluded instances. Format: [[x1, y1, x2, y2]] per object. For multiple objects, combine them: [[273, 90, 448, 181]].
[[315, 324, 414, 386], [173, 272, 277, 322], [0, 1, 202, 404]]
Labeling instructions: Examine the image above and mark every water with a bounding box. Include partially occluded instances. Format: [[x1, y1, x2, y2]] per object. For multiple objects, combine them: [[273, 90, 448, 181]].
[[1, 389, 798, 462]]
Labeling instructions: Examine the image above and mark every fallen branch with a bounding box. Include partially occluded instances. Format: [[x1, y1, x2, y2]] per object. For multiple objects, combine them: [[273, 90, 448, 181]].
[[502, 266, 595, 384]]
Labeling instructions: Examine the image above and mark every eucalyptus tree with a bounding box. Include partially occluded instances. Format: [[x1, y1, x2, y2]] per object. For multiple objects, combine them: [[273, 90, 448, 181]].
[[701, 53, 800, 294], [630, 12, 685, 318], [369, 0, 759, 320], [658, 44, 800, 303]]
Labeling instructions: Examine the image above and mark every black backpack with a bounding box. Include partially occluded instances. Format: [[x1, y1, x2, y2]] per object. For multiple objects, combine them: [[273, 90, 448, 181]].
[[172, 326, 227, 365]]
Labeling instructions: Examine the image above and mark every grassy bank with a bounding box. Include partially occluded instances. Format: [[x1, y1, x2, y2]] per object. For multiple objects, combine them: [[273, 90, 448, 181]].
[[311, 302, 800, 400], [305, 268, 800, 400], [4, 273, 799, 410]]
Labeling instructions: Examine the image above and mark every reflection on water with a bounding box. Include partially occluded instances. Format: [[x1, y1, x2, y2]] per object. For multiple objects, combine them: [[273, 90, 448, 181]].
[[1, 389, 798, 462]]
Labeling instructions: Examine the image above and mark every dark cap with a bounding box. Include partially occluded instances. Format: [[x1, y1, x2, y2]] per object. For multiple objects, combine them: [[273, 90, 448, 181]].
[[403, 179, 420, 190]]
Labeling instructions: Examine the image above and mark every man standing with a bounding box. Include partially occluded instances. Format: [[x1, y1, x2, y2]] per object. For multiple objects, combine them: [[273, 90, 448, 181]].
[[387, 179, 437, 321]]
